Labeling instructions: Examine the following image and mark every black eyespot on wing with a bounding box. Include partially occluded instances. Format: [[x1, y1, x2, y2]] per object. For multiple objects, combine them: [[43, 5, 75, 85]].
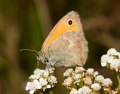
[[68, 20, 72, 25]]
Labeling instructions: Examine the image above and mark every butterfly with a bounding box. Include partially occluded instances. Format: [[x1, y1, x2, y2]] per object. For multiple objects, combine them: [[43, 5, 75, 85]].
[[37, 11, 88, 67]]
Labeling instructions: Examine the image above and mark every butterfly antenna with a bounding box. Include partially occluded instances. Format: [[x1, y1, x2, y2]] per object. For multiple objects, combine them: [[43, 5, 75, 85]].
[[19, 49, 39, 54]]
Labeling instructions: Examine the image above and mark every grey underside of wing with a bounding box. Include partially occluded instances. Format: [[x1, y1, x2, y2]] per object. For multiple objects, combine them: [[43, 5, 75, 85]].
[[47, 31, 88, 67]]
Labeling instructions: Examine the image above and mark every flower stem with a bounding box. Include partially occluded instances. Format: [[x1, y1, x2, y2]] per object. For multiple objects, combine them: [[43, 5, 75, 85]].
[[49, 90, 53, 94], [117, 74, 120, 90], [39, 91, 44, 94]]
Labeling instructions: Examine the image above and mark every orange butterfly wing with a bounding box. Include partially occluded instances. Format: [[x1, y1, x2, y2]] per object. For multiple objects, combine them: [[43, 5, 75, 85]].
[[42, 11, 83, 52]]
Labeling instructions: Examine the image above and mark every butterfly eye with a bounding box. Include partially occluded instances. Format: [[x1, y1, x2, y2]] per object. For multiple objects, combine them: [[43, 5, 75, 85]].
[[68, 20, 72, 25]]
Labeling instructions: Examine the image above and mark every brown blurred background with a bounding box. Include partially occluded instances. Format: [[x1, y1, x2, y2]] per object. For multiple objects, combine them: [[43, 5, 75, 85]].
[[0, 0, 120, 94]]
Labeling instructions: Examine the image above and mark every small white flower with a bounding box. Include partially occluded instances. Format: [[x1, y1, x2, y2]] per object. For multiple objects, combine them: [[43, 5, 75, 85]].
[[34, 69, 49, 78], [102, 78, 112, 87], [110, 59, 120, 72], [107, 58, 115, 64], [26, 67, 56, 93], [78, 86, 92, 94], [73, 74, 82, 81], [39, 78, 48, 86], [26, 82, 32, 91], [47, 85, 51, 88], [91, 83, 101, 91], [86, 68, 94, 75], [43, 71, 49, 78], [34, 68, 43, 75], [75, 67, 85, 73], [29, 74, 39, 80], [94, 71, 99, 77], [29, 90, 35, 94], [70, 88, 78, 94], [34, 80, 42, 89], [63, 69, 73, 77], [25, 80, 41, 94], [83, 77, 92, 85], [73, 74, 82, 85], [95, 75, 104, 83], [107, 48, 118, 55], [63, 77, 73, 87], [48, 76, 57, 84], [101, 55, 110, 67], [46, 67, 55, 73]]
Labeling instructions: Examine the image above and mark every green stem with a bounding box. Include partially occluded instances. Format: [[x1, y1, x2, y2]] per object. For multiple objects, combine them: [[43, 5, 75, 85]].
[[39, 91, 44, 94], [49, 90, 53, 94], [117, 74, 120, 90]]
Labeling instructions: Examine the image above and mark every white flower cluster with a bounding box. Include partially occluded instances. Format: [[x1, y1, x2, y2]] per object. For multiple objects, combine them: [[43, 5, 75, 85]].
[[25, 67, 57, 94], [63, 67, 118, 94], [101, 48, 120, 72]]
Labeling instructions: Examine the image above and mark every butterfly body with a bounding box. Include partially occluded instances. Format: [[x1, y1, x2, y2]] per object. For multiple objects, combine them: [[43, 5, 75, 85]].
[[38, 11, 88, 67]]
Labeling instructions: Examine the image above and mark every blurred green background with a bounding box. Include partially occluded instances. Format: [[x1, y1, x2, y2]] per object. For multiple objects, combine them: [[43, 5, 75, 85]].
[[0, 0, 120, 94]]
